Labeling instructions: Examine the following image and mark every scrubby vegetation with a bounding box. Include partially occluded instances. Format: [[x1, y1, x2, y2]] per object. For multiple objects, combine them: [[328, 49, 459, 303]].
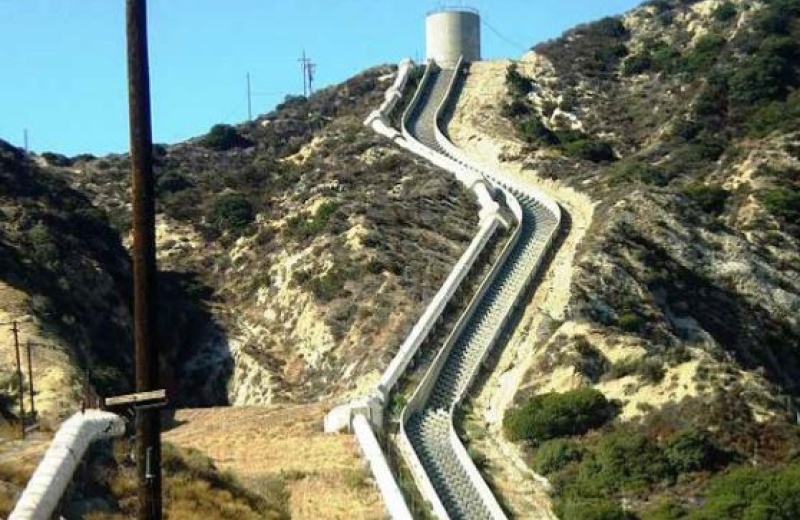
[[522, 391, 800, 519], [504, 388, 614, 443], [502, 64, 616, 163]]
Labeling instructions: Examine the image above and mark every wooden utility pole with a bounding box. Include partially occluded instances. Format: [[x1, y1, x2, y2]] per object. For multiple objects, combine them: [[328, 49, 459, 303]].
[[11, 321, 25, 439], [25, 341, 35, 419], [125, 0, 162, 518]]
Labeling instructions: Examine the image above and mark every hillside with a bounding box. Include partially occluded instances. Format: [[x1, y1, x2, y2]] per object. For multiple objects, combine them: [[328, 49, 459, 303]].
[[0, 139, 133, 425], [52, 65, 479, 406], [444, 0, 800, 518]]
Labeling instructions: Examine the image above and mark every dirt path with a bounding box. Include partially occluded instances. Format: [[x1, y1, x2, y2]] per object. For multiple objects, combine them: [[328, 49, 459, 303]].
[[163, 404, 384, 520]]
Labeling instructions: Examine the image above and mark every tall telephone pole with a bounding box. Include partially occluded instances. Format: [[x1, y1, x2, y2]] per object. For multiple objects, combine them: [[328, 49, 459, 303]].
[[125, 1, 162, 519]]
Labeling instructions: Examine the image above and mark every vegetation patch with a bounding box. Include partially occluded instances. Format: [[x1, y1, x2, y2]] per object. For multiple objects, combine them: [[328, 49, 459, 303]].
[[504, 388, 614, 443]]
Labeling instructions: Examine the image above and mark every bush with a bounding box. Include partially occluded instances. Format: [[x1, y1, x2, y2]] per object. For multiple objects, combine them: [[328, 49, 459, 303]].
[[555, 499, 635, 520], [208, 193, 254, 233], [761, 187, 800, 221], [682, 34, 726, 76], [729, 37, 799, 106], [41, 151, 73, 167], [563, 139, 616, 163], [686, 463, 800, 519], [285, 201, 340, 240], [665, 429, 726, 473], [609, 160, 668, 186], [591, 430, 674, 491], [713, 2, 737, 22], [534, 439, 585, 474], [644, 500, 689, 520], [202, 124, 249, 151], [622, 53, 653, 75], [516, 118, 559, 146], [156, 171, 191, 195], [506, 64, 534, 98], [590, 17, 629, 39], [504, 388, 613, 443], [682, 183, 729, 214]]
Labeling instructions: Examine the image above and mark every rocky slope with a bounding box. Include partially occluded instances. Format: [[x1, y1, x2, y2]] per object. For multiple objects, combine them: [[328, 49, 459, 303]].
[[444, 0, 800, 517]]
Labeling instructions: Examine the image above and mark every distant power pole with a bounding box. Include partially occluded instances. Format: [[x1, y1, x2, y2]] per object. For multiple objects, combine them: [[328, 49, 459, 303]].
[[298, 50, 316, 96], [23, 129, 28, 153], [246, 72, 252, 121], [125, 0, 162, 519]]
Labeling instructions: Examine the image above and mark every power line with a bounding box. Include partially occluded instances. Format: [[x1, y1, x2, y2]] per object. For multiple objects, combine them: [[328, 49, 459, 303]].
[[481, 17, 529, 54]]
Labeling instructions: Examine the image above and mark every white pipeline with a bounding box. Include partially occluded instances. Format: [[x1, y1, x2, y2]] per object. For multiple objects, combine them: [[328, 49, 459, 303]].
[[9, 409, 126, 520]]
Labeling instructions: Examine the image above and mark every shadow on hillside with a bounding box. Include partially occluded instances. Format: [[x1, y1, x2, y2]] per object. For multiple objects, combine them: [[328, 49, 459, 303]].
[[158, 271, 233, 409]]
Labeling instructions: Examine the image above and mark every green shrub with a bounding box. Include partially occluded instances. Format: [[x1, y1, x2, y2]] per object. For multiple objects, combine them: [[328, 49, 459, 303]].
[[308, 267, 349, 301], [590, 17, 629, 39], [28, 223, 60, 267], [285, 201, 340, 240], [746, 94, 800, 136], [208, 193, 254, 232], [501, 99, 531, 118], [202, 124, 249, 151], [686, 464, 800, 519], [644, 499, 689, 520], [609, 160, 668, 186], [622, 53, 653, 75], [504, 388, 613, 443], [590, 430, 674, 491], [71, 153, 96, 163], [534, 439, 585, 474], [729, 37, 799, 106], [41, 152, 73, 167], [682, 34, 726, 75], [563, 139, 616, 163], [516, 118, 559, 146], [156, 171, 191, 195], [555, 499, 635, 520], [713, 2, 737, 22], [617, 311, 646, 333], [665, 429, 726, 473], [506, 64, 534, 98], [682, 183, 729, 214], [761, 187, 800, 221]]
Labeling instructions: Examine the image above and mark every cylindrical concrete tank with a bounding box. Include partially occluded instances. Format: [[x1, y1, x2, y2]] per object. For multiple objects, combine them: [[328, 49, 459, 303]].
[[425, 8, 481, 69]]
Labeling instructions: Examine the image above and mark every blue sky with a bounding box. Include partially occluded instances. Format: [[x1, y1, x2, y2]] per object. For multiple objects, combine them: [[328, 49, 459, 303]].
[[0, 1, 643, 156]]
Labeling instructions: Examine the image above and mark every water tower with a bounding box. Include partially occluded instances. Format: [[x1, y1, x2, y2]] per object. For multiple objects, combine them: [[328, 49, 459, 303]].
[[425, 7, 481, 68]]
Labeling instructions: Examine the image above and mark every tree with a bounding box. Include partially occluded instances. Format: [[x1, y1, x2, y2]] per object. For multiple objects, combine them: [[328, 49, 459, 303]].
[[202, 124, 249, 151]]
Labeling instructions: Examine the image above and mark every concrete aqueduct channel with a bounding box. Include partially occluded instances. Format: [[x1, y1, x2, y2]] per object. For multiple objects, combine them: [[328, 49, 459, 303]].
[[394, 59, 562, 519]]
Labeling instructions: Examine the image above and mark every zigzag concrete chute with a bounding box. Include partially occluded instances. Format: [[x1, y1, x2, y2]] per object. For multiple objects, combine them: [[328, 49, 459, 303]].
[[326, 55, 561, 519], [396, 57, 562, 519]]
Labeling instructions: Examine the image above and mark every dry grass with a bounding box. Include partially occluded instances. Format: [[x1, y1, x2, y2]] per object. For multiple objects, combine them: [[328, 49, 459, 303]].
[[0, 433, 49, 518], [163, 404, 384, 520]]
